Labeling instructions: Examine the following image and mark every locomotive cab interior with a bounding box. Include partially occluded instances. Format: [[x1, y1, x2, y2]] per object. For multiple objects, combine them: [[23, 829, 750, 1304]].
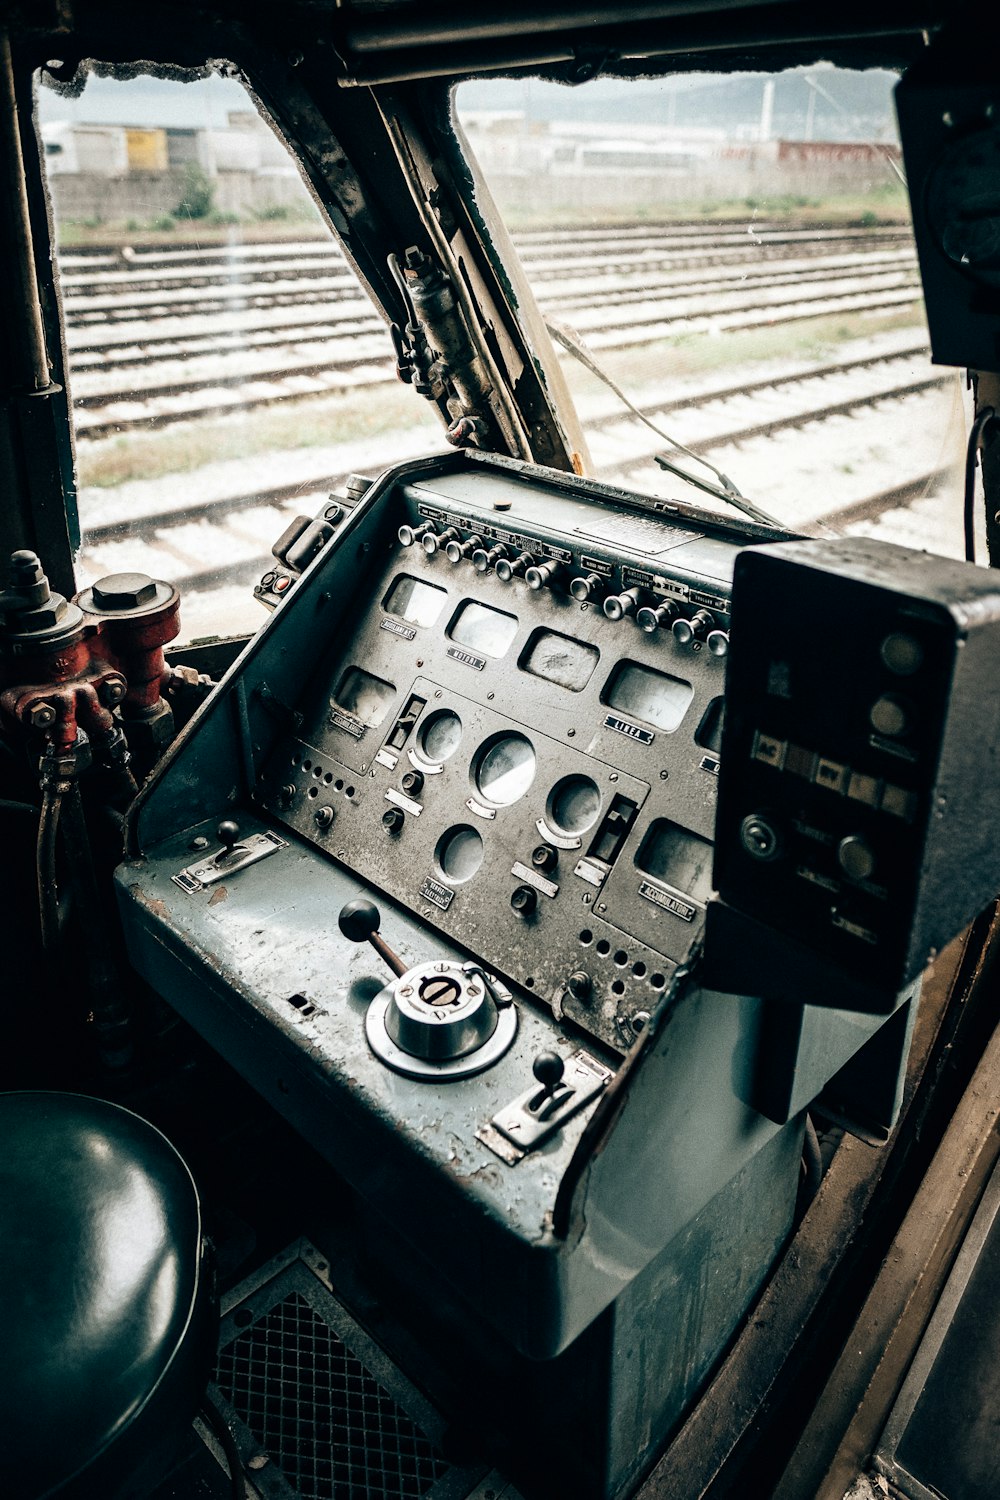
[[3, 3, 1000, 1499]]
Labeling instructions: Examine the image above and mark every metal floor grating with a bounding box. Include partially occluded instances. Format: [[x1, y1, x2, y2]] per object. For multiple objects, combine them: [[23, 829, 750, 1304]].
[[216, 1289, 446, 1499], [209, 1240, 491, 1500]]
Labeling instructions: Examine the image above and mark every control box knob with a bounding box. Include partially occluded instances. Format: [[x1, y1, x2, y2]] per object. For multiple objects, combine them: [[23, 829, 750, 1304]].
[[382, 806, 405, 834], [397, 521, 432, 547], [837, 835, 877, 883], [445, 534, 482, 563], [673, 609, 715, 644], [707, 628, 730, 657], [473, 544, 508, 573], [524, 560, 564, 591]]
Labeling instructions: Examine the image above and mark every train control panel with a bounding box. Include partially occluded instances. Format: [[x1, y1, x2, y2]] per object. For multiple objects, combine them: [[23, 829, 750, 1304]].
[[115, 450, 935, 1500]]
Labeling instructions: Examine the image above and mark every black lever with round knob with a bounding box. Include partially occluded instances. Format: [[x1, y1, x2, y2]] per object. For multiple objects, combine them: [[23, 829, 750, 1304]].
[[213, 819, 246, 865], [338, 898, 409, 977]]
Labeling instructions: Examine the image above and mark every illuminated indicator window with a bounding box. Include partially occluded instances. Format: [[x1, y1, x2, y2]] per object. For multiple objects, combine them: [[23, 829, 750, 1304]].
[[602, 661, 693, 734], [448, 601, 519, 658], [519, 629, 599, 691], [635, 820, 714, 904], [847, 771, 881, 807], [784, 742, 818, 780], [332, 667, 395, 727], [382, 575, 448, 627], [815, 757, 848, 793]]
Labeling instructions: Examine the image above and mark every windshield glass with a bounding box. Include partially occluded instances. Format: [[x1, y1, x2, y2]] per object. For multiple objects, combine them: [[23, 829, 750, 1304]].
[[37, 65, 441, 642], [454, 67, 969, 557]]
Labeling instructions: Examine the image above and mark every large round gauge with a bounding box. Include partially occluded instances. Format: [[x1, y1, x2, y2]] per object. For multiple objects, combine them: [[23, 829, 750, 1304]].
[[925, 124, 1000, 286], [473, 733, 536, 806]]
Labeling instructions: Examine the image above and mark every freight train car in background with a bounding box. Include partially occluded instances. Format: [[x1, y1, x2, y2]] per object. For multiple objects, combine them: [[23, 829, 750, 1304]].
[[2, 4, 1000, 1500]]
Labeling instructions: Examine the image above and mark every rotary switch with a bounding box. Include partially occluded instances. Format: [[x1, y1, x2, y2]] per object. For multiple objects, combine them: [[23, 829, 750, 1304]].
[[339, 900, 518, 1078]]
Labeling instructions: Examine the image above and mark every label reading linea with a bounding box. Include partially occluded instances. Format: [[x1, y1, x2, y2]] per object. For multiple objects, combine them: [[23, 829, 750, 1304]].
[[605, 714, 655, 746]]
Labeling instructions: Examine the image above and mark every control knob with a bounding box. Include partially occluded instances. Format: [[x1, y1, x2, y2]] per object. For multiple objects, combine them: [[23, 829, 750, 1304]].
[[472, 543, 508, 573], [397, 521, 432, 547], [445, 534, 482, 563], [570, 572, 606, 603], [423, 525, 459, 556], [510, 884, 538, 917], [672, 608, 715, 645], [525, 560, 565, 591], [604, 587, 645, 621], [636, 601, 679, 634], [707, 628, 730, 657], [495, 550, 534, 582]]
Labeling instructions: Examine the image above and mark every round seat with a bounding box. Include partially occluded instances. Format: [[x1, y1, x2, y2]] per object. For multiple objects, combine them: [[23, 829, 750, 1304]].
[[0, 1092, 215, 1500]]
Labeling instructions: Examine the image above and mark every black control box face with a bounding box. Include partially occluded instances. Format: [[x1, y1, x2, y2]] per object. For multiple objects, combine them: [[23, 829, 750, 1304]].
[[712, 537, 1000, 1003]]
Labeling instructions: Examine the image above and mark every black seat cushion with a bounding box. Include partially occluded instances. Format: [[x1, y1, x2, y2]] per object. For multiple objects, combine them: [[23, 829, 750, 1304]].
[[0, 1092, 215, 1500]]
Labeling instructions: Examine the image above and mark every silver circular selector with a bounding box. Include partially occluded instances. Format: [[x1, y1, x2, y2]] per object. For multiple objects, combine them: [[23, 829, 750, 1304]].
[[366, 960, 517, 1079]]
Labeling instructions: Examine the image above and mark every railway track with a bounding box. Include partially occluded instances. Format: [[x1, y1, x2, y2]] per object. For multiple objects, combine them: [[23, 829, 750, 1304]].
[[77, 336, 961, 609], [56, 222, 959, 634]]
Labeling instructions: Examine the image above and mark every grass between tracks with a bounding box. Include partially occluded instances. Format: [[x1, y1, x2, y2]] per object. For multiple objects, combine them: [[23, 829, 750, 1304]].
[[76, 304, 926, 491]]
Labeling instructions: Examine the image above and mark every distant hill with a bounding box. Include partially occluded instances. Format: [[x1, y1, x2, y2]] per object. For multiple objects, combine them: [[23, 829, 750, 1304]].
[[457, 68, 901, 142]]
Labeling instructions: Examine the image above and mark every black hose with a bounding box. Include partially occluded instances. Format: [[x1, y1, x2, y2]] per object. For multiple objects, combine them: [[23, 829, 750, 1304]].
[[59, 783, 132, 1066], [199, 1394, 246, 1500], [800, 1113, 824, 1204], [36, 784, 65, 953], [963, 406, 997, 564]]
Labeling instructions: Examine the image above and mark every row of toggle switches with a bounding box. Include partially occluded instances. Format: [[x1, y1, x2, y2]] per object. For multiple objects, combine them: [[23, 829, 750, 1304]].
[[399, 521, 729, 654]]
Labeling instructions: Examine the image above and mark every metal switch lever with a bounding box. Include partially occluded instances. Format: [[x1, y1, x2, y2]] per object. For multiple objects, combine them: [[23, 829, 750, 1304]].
[[213, 820, 248, 866], [526, 1051, 574, 1120], [338, 898, 408, 977]]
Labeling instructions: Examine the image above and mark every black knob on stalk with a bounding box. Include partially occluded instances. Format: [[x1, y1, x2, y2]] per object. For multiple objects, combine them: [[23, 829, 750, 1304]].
[[338, 899, 409, 977], [214, 820, 246, 864], [532, 1051, 565, 1097]]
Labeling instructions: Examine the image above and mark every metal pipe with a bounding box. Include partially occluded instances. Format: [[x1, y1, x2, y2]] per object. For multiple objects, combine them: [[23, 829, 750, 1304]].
[[0, 28, 49, 393]]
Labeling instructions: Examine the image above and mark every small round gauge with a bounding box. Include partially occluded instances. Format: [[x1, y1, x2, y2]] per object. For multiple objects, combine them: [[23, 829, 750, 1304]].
[[547, 775, 602, 835], [417, 709, 463, 764], [473, 733, 536, 806], [925, 124, 1000, 285], [435, 825, 484, 883]]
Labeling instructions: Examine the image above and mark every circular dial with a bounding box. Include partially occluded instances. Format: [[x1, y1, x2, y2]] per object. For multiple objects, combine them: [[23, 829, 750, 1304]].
[[925, 125, 1000, 284], [418, 708, 463, 763], [473, 733, 536, 806], [436, 824, 484, 883], [547, 775, 602, 835]]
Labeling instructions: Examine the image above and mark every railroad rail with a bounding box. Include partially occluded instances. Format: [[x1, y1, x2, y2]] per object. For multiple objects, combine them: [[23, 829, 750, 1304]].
[[54, 221, 961, 636]]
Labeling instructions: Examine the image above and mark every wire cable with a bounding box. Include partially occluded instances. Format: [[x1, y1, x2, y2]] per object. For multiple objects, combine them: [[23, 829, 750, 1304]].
[[545, 315, 784, 529], [963, 406, 997, 564]]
